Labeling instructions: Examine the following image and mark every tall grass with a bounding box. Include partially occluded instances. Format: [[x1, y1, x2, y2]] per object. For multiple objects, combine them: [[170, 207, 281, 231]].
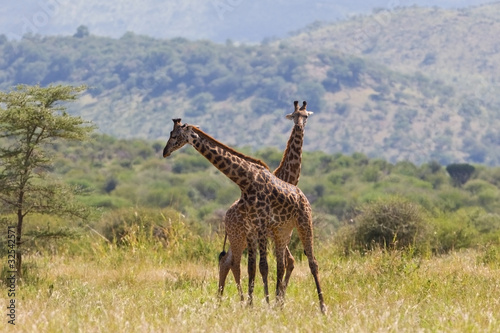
[[2, 231, 499, 332]]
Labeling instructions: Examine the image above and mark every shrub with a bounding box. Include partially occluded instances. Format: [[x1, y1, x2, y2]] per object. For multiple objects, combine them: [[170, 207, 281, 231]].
[[351, 196, 429, 251], [429, 209, 480, 253]]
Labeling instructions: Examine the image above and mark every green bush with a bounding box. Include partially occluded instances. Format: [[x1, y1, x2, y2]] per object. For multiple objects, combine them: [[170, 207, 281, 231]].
[[351, 196, 429, 251], [429, 209, 480, 253]]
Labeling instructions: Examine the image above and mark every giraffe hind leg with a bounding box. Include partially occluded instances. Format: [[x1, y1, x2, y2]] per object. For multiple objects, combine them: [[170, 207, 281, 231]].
[[218, 249, 232, 298], [219, 244, 245, 302], [274, 242, 287, 307], [296, 215, 327, 314], [231, 247, 245, 303], [258, 233, 270, 304], [247, 238, 258, 306], [283, 246, 295, 291]]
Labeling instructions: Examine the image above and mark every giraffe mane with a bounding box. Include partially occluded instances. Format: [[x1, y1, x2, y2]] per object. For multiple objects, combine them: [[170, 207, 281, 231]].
[[190, 126, 270, 170]]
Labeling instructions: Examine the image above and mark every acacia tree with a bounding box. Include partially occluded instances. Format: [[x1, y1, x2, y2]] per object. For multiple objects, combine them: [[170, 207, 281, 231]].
[[0, 84, 95, 277], [446, 163, 475, 187]]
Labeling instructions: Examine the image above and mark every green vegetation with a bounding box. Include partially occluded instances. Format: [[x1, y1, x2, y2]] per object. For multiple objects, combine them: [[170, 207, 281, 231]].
[[446, 163, 475, 187], [285, 4, 500, 165], [2, 134, 495, 253], [0, 132, 499, 330], [2, 226, 499, 331], [346, 196, 429, 251], [0, 84, 95, 275], [3, 12, 500, 164], [3, 2, 500, 326]]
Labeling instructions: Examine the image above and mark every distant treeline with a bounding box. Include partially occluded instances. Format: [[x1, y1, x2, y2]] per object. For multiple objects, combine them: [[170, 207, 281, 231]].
[[0, 32, 358, 110]]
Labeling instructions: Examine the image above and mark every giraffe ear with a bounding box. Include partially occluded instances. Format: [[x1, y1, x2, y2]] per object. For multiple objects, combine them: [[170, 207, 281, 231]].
[[307, 111, 314, 116], [285, 113, 294, 120]]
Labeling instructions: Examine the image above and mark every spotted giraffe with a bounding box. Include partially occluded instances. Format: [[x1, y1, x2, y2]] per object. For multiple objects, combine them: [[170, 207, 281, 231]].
[[163, 118, 325, 313], [220, 101, 313, 305]]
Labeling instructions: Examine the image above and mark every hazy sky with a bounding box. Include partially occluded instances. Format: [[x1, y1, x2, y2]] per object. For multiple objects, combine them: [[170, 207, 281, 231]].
[[1, 0, 495, 42]]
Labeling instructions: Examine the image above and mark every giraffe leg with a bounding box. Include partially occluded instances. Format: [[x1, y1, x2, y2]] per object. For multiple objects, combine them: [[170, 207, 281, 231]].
[[283, 245, 295, 291], [231, 243, 245, 303], [305, 250, 326, 314], [219, 242, 245, 302], [296, 214, 327, 314], [218, 248, 232, 298], [258, 231, 270, 304], [247, 237, 257, 307], [274, 241, 287, 307], [233, 257, 244, 303]]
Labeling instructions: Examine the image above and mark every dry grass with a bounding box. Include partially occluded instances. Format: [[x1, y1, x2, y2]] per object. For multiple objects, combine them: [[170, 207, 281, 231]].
[[2, 237, 500, 332]]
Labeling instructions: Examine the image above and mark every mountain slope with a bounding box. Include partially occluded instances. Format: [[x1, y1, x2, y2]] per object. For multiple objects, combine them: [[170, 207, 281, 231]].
[[2, 5, 500, 165], [286, 4, 500, 103]]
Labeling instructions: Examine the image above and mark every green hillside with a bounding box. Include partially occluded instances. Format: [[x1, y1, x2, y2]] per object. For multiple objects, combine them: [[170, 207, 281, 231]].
[[287, 4, 500, 91], [1, 4, 500, 165], [286, 4, 500, 163]]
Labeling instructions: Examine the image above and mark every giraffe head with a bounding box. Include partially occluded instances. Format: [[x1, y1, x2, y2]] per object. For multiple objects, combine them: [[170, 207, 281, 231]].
[[163, 118, 198, 157], [285, 101, 313, 127]]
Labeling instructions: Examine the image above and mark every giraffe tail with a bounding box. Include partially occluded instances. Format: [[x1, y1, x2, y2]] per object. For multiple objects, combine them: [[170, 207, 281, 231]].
[[218, 232, 227, 263]]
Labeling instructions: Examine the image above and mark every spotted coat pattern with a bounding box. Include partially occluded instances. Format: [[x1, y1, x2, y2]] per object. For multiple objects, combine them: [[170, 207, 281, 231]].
[[221, 101, 313, 305], [163, 117, 325, 313]]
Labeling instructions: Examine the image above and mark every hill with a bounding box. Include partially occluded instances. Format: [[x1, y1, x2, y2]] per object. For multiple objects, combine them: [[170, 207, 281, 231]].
[[2, 4, 500, 165], [286, 4, 500, 100]]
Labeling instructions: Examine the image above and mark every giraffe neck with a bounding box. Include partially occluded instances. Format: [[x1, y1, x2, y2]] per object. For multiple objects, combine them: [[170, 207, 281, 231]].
[[273, 124, 304, 186], [188, 127, 269, 190]]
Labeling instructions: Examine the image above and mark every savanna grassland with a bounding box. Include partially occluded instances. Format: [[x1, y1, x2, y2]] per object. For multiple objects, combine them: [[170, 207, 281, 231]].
[[4, 226, 500, 332], [1, 134, 500, 332], [4, 3, 500, 331]]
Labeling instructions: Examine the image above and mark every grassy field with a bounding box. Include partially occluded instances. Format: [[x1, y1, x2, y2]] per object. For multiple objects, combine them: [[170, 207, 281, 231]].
[[2, 232, 499, 333]]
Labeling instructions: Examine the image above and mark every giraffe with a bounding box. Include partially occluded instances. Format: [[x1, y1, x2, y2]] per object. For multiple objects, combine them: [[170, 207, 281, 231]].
[[163, 118, 326, 313], [219, 101, 313, 305]]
